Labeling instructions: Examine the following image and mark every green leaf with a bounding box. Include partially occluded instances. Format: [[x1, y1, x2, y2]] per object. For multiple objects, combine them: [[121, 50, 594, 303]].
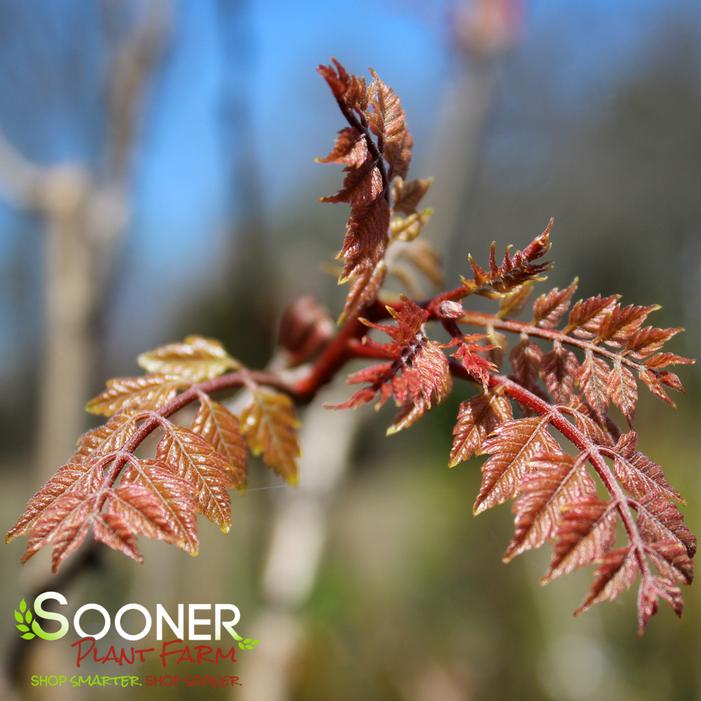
[[25, 610, 33, 623], [21, 632, 35, 640], [16, 623, 29, 632], [14, 610, 22, 623], [19, 598, 27, 613]]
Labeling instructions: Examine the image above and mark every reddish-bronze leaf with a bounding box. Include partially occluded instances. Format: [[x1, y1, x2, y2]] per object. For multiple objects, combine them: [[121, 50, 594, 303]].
[[504, 452, 594, 562], [121, 460, 199, 555], [453, 335, 496, 391], [611, 432, 682, 503], [532, 278, 578, 329], [644, 352, 695, 369], [566, 294, 619, 337], [566, 404, 615, 447], [156, 424, 234, 532], [318, 61, 396, 283], [645, 541, 693, 586], [636, 492, 696, 560], [637, 574, 683, 633], [106, 485, 181, 555], [595, 304, 658, 345], [241, 389, 301, 485], [543, 495, 617, 583], [449, 392, 512, 467], [138, 335, 238, 382], [368, 69, 412, 178], [86, 374, 185, 417], [638, 367, 678, 408], [92, 511, 142, 564], [607, 358, 637, 423], [331, 300, 450, 434], [339, 193, 390, 282], [317, 59, 367, 112], [339, 259, 387, 325], [6, 462, 103, 543], [577, 349, 610, 416], [541, 341, 579, 404], [21, 492, 97, 573], [116, 459, 199, 555], [510, 339, 543, 395], [575, 547, 638, 616], [317, 127, 368, 168], [386, 340, 451, 434], [70, 412, 137, 465], [625, 326, 682, 357], [474, 416, 558, 514], [321, 157, 382, 206], [463, 220, 553, 296], [192, 396, 247, 489]]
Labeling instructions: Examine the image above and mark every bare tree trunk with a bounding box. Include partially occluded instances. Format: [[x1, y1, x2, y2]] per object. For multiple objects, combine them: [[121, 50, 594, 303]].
[[36, 169, 94, 479]]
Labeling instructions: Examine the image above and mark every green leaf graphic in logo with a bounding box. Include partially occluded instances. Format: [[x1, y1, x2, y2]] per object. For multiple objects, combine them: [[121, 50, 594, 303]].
[[238, 637, 260, 651], [14, 598, 35, 640], [229, 628, 260, 651]]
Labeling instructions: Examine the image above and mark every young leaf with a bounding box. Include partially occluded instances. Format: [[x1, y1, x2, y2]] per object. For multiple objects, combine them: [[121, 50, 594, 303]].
[[532, 278, 578, 329], [610, 432, 682, 503], [241, 389, 301, 485], [463, 219, 553, 297], [70, 412, 137, 465], [368, 68, 412, 178], [386, 340, 451, 434], [92, 511, 142, 564], [577, 349, 610, 416], [21, 492, 97, 573], [138, 336, 239, 382], [106, 480, 194, 556], [474, 416, 559, 514], [575, 547, 638, 616], [510, 339, 543, 395], [317, 127, 368, 168], [607, 358, 638, 423], [191, 396, 248, 488], [339, 259, 387, 325], [86, 374, 186, 417], [566, 294, 619, 336], [6, 462, 102, 543], [450, 393, 513, 468], [331, 299, 450, 434], [542, 495, 617, 583], [636, 493, 696, 560], [121, 460, 199, 555], [504, 452, 594, 561], [452, 336, 496, 391], [540, 341, 579, 404], [156, 424, 234, 533]]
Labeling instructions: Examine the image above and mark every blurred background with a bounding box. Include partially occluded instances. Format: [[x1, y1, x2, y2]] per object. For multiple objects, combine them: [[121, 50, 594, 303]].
[[1, 0, 700, 699]]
